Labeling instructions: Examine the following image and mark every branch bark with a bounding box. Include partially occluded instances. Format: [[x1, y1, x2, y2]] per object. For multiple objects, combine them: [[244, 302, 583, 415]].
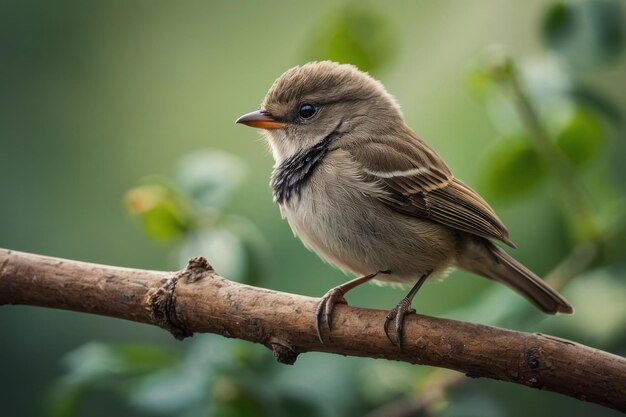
[[1, 248, 625, 412]]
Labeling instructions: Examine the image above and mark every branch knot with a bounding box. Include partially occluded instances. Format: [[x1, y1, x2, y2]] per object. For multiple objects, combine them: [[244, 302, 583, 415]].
[[270, 342, 299, 365], [146, 257, 214, 339], [181, 256, 214, 283]]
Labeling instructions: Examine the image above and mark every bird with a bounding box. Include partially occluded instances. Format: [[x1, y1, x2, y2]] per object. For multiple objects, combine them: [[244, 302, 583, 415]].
[[236, 61, 573, 349]]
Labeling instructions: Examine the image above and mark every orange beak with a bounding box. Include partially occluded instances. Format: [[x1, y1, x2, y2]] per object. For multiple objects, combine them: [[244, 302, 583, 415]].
[[235, 110, 285, 129]]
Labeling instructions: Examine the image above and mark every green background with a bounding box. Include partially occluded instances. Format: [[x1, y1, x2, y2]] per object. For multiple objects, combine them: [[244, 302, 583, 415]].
[[1, 1, 625, 416]]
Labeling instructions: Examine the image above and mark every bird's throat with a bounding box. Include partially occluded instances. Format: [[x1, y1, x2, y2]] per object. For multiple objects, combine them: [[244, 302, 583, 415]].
[[270, 129, 340, 204]]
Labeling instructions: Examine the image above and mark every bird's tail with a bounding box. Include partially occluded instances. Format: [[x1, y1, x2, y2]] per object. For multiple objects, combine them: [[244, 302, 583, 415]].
[[459, 238, 574, 314]]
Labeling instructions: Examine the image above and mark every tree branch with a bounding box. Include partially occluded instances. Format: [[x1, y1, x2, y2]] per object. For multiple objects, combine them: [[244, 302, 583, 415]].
[[1, 248, 625, 412]]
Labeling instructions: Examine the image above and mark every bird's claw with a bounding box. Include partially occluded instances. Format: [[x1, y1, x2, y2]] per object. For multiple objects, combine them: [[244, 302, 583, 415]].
[[315, 288, 347, 343], [383, 298, 416, 351]]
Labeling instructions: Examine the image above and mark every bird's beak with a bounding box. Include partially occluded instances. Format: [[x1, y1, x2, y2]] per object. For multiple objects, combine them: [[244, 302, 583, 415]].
[[235, 110, 285, 129]]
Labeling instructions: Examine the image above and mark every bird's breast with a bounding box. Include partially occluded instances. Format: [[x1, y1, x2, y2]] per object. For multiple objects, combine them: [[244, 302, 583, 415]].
[[275, 149, 457, 282]]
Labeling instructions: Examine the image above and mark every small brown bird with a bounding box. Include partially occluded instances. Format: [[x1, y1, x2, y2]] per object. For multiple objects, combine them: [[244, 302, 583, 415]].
[[236, 61, 573, 348]]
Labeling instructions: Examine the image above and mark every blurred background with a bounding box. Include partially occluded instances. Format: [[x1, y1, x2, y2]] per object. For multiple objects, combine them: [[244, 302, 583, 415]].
[[1, 1, 625, 416]]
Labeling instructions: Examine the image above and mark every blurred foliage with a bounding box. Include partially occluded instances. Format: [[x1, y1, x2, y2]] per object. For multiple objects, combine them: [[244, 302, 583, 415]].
[[480, 135, 545, 202], [125, 149, 268, 284], [470, 0, 624, 243], [555, 109, 604, 166], [126, 181, 194, 241], [48, 343, 181, 417], [302, 3, 396, 74], [47, 337, 323, 417], [542, 0, 625, 70], [1, 1, 625, 417]]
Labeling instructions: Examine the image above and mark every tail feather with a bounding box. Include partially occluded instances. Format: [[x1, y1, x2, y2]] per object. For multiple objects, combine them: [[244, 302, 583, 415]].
[[459, 239, 574, 315]]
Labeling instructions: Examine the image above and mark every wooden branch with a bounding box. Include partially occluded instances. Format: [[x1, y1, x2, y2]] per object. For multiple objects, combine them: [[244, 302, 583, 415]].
[[1, 248, 625, 412]]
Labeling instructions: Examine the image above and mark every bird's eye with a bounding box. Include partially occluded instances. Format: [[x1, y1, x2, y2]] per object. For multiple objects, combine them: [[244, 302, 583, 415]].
[[298, 103, 317, 119]]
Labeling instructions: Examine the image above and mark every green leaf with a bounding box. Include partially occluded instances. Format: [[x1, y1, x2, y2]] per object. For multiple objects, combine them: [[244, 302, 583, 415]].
[[480, 136, 545, 201], [139, 201, 189, 240], [555, 110, 604, 166], [541, 0, 625, 70], [542, 3, 577, 51], [303, 4, 396, 74], [125, 183, 192, 241]]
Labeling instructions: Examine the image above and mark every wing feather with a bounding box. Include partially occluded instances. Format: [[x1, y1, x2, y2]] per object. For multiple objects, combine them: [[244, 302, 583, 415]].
[[346, 136, 515, 247]]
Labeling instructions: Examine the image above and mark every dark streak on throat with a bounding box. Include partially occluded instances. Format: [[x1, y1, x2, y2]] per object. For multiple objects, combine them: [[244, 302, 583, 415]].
[[271, 127, 341, 204]]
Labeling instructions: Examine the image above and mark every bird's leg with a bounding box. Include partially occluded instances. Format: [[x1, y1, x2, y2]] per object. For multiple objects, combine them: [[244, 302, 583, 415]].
[[384, 272, 430, 351], [315, 270, 391, 343]]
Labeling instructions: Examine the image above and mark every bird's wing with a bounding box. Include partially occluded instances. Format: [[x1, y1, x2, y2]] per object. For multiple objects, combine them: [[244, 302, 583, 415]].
[[345, 136, 515, 247]]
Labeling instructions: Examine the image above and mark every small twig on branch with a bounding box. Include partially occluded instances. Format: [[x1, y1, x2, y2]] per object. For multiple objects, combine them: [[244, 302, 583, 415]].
[[1, 248, 625, 412]]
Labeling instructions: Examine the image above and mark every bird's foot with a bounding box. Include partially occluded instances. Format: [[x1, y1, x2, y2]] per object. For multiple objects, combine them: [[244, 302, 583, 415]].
[[314, 271, 391, 343], [315, 287, 347, 343], [383, 297, 416, 351]]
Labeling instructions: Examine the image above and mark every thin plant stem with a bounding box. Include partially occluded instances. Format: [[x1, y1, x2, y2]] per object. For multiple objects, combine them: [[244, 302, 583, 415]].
[[508, 64, 600, 242]]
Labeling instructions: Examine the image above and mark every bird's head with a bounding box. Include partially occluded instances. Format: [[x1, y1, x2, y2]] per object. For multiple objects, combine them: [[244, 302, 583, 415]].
[[236, 61, 403, 161]]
